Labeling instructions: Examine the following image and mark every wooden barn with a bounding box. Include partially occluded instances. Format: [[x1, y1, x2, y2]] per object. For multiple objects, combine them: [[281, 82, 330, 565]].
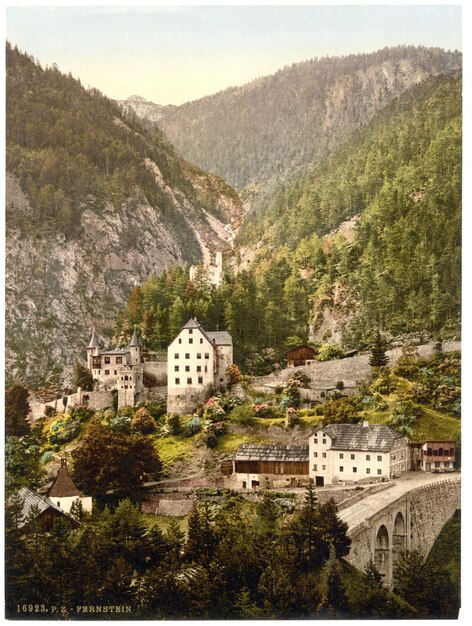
[[286, 345, 317, 367], [234, 444, 310, 489], [15, 487, 79, 532]]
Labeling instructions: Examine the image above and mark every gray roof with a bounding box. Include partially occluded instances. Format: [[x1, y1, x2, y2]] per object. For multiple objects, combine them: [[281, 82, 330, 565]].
[[320, 423, 404, 452], [207, 331, 232, 346], [129, 326, 140, 347], [236, 444, 309, 463], [183, 318, 201, 329], [17, 487, 64, 527], [88, 329, 99, 348]]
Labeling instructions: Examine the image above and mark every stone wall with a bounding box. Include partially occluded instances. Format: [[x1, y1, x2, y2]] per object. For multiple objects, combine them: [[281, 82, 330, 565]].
[[408, 478, 461, 555], [143, 361, 168, 385]]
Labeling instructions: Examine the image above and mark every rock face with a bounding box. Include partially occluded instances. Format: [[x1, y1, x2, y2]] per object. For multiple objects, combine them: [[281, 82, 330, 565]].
[[6, 168, 242, 387]]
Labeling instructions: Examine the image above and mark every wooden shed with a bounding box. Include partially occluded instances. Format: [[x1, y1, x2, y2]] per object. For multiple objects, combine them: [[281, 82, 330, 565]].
[[286, 345, 317, 367], [235, 444, 309, 488]]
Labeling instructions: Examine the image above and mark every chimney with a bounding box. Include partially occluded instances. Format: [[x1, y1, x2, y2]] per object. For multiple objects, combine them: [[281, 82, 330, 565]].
[[362, 421, 369, 428]]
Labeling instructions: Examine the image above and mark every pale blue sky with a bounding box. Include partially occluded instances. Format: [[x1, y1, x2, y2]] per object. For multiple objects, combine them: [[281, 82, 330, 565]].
[[6, 5, 462, 105]]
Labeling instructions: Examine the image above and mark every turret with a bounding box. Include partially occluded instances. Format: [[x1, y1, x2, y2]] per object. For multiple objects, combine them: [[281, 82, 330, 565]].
[[86, 329, 100, 370], [128, 326, 141, 365]]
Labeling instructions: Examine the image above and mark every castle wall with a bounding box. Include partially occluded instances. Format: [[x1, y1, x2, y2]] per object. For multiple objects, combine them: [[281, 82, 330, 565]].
[[143, 361, 168, 384]]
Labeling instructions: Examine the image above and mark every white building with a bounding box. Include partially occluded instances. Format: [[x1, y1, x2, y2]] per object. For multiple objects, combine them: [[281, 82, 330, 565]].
[[47, 458, 92, 514], [309, 422, 411, 486], [167, 317, 233, 414]]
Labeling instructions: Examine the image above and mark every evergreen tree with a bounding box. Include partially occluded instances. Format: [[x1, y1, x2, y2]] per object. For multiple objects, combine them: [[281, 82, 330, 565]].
[[369, 330, 389, 368], [74, 362, 94, 391], [5, 382, 30, 436]]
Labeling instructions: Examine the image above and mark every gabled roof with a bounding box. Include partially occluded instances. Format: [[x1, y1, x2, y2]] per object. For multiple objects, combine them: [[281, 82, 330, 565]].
[[319, 423, 404, 452], [48, 463, 82, 498], [88, 329, 100, 348], [236, 443, 309, 463], [99, 349, 129, 356], [183, 318, 201, 329], [286, 344, 317, 356], [17, 487, 63, 527], [207, 331, 232, 346]]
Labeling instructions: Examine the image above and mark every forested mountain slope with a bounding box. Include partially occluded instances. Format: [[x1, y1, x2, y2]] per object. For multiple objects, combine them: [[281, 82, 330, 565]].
[[118, 72, 461, 371], [137, 46, 460, 198], [5, 43, 242, 386]]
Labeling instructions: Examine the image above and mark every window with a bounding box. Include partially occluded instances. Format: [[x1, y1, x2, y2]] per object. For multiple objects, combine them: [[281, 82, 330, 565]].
[[174, 353, 179, 359], [339, 466, 344, 472], [189, 338, 193, 344], [175, 378, 180, 384], [377, 455, 382, 462], [178, 338, 182, 344], [435, 461, 440, 468], [105, 370, 110, 375], [198, 377, 203, 384], [353, 467, 357, 473], [200, 338, 203, 344], [204, 353, 210, 359], [174, 366, 179, 372], [366, 468, 371, 474], [377, 469, 382, 475], [313, 452, 318, 458], [104, 357, 110, 364], [322, 438, 327, 444], [322, 465, 326, 470], [116, 357, 122, 364], [114, 370, 117, 375], [313, 464, 317, 471], [351, 454, 355, 460], [366, 454, 371, 461], [339, 453, 344, 459], [185, 365, 190, 372], [197, 366, 201, 372], [444, 462, 450, 468], [185, 353, 190, 359], [187, 378, 192, 384], [204, 366, 208, 373], [189, 329, 193, 334], [322, 452, 326, 458]]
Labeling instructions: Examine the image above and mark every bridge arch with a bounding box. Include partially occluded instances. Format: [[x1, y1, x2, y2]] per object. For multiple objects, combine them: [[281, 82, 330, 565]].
[[374, 524, 390, 580], [392, 511, 407, 570]]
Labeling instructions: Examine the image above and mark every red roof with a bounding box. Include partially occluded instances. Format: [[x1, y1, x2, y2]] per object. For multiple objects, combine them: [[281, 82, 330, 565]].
[[47, 461, 82, 498]]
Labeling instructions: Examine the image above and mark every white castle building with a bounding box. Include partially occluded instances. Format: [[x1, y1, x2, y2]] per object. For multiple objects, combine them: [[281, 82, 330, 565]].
[[167, 317, 233, 414]]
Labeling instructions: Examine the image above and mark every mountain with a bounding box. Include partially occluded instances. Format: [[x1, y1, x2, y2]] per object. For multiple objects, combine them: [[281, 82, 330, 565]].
[[125, 46, 461, 201], [5, 43, 243, 387], [117, 71, 461, 372]]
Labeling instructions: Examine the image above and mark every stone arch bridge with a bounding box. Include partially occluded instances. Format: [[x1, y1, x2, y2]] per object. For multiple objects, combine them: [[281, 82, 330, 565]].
[[337, 473, 461, 586]]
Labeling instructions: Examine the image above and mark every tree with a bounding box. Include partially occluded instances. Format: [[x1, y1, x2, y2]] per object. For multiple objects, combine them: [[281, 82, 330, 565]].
[[132, 407, 156, 433], [71, 421, 161, 495], [369, 330, 389, 368], [74, 362, 94, 391], [5, 382, 30, 436]]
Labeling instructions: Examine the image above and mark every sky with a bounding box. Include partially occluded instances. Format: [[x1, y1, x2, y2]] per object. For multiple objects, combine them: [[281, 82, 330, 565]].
[[5, 3, 462, 105]]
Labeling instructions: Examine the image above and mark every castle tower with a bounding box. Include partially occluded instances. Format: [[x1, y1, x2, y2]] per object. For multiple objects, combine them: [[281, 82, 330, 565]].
[[86, 329, 100, 370], [128, 326, 141, 366]]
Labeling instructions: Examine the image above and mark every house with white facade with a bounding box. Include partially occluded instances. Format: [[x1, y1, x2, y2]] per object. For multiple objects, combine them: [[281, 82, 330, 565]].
[[309, 422, 411, 486], [167, 318, 233, 414]]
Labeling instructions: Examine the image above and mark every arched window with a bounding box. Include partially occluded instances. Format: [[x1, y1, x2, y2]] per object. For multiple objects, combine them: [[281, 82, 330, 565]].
[[438, 448, 444, 456]]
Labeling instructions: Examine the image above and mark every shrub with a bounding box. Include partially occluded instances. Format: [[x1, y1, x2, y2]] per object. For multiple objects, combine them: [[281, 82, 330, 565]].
[[371, 367, 396, 395], [68, 406, 95, 423], [287, 371, 311, 387], [202, 421, 226, 448], [253, 403, 270, 417], [49, 419, 82, 445], [202, 397, 225, 422], [167, 414, 182, 435], [230, 403, 256, 425], [145, 402, 167, 419], [322, 398, 359, 424], [285, 407, 300, 428], [109, 415, 132, 434], [187, 415, 202, 435], [336, 380, 344, 391], [44, 405, 55, 418], [274, 385, 284, 395], [132, 407, 156, 434], [226, 364, 243, 386], [317, 343, 343, 362]]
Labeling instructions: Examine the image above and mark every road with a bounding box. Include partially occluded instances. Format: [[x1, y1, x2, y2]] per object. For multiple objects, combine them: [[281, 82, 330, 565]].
[[337, 472, 460, 532]]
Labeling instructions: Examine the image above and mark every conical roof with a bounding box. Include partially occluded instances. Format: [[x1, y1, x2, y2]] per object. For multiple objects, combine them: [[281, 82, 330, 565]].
[[48, 460, 82, 498], [129, 326, 140, 347], [88, 329, 99, 348]]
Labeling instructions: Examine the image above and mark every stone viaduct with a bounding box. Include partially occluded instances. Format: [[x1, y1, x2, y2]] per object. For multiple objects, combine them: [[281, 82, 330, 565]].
[[337, 474, 461, 586]]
